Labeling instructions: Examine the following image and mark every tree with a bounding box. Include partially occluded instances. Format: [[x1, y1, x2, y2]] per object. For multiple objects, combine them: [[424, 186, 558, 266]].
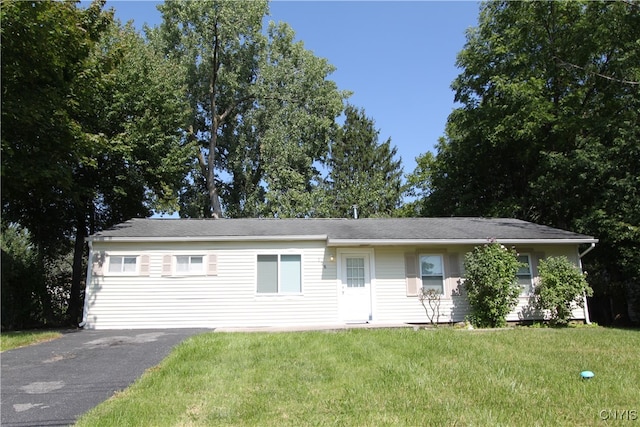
[[1, 0, 190, 326], [399, 151, 436, 217], [157, 0, 346, 218], [63, 19, 191, 323], [1, 224, 45, 329], [1, 0, 109, 255], [410, 1, 640, 324], [323, 105, 403, 218], [463, 242, 522, 328], [2, 0, 111, 327], [534, 256, 593, 325]]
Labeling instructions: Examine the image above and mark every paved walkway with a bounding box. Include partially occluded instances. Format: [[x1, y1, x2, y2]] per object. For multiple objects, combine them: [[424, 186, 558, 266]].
[[1, 329, 206, 426]]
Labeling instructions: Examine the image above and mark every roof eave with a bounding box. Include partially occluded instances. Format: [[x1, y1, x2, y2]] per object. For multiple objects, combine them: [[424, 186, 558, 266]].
[[88, 236, 598, 246], [89, 235, 329, 243], [326, 238, 598, 247]]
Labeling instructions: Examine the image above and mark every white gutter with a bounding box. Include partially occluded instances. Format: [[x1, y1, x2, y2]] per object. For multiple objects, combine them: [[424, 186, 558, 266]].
[[327, 238, 599, 247], [578, 242, 597, 325], [579, 242, 596, 258], [89, 235, 598, 246], [88, 234, 329, 243], [79, 239, 93, 328]]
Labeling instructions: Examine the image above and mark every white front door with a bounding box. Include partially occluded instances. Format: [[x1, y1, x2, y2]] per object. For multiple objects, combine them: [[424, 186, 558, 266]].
[[340, 253, 372, 323]]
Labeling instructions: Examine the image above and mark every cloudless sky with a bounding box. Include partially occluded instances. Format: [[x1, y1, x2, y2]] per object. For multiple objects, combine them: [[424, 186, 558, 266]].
[[107, 0, 481, 175]]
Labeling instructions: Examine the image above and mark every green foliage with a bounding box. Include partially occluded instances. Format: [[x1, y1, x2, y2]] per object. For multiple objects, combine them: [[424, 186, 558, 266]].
[[535, 256, 593, 325], [400, 151, 436, 217], [78, 21, 191, 222], [1, 224, 44, 329], [1, 0, 110, 251], [463, 242, 522, 327], [158, 1, 346, 218], [2, 1, 191, 325], [323, 105, 403, 218], [408, 0, 640, 323], [256, 22, 346, 218]]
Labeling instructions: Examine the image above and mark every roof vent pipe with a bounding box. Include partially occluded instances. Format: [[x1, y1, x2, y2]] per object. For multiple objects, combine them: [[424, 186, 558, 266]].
[[352, 205, 358, 220]]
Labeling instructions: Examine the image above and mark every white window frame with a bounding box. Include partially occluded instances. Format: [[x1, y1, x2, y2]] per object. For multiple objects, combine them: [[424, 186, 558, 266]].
[[256, 253, 303, 295], [174, 255, 206, 276], [107, 255, 138, 275], [517, 254, 534, 295], [419, 254, 445, 295]]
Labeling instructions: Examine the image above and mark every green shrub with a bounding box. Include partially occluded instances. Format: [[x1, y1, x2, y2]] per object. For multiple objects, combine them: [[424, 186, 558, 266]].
[[534, 256, 593, 325], [463, 241, 522, 328]]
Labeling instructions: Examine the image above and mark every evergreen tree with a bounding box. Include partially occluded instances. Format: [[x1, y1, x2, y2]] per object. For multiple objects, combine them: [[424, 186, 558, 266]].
[[324, 105, 403, 218]]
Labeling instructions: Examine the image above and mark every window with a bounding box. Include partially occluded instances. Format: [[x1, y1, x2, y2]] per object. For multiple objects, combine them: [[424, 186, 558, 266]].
[[346, 257, 365, 288], [176, 255, 204, 274], [517, 255, 533, 294], [257, 254, 301, 294], [420, 254, 444, 294], [108, 256, 137, 274]]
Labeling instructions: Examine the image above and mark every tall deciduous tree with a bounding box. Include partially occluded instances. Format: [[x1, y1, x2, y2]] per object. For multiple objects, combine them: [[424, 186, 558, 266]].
[[157, 0, 345, 218], [2, 0, 111, 326], [323, 105, 403, 218], [2, 0, 109, 254], [2, 0, 190, 326], [64, 20, 190, 323], [408, 0, 640, 323]]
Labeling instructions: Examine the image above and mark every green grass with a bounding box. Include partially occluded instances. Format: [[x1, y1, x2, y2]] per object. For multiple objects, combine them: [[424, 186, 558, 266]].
[[76, 327, 639, 426], [1, 330, 62, 351]]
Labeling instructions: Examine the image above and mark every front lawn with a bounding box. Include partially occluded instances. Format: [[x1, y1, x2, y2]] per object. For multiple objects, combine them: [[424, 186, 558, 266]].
[[76, 327, 639, 426], [1, 330, 62, 352]]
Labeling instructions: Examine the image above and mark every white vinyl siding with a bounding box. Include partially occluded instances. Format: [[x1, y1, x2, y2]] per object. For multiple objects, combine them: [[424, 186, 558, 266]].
[[375, 248, 468, 324], [84, 242, 587, 329], [86, 242, 336, 329]]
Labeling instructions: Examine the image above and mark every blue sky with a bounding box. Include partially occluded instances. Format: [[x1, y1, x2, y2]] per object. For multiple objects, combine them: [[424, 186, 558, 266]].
[[108, 1, 481, 175]]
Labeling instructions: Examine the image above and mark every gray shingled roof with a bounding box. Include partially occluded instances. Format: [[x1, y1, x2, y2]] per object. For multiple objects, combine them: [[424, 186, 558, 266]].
[[90, 218, 596, 244]]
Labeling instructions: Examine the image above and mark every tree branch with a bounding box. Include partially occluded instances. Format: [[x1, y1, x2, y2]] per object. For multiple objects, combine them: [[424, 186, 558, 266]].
[[554, 56, 640, 86]]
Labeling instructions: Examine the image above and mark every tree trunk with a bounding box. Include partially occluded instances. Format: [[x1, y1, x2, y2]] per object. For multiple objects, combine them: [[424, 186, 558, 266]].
[[207, 26, 224, 219], [67, 212, 87, 325], [35, 248, 55, 326]]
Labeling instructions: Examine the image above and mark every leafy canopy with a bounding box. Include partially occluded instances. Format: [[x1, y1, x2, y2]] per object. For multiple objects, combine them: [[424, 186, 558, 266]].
[[157, 0, 346, 218], [406, 0, 640, 323], [1, 0, 190, 327]]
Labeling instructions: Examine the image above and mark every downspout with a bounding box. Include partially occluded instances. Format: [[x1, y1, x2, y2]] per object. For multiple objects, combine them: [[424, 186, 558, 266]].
[[579, 242, 596, 259], [79, 239, 94, 328], [578, 242, 596, 324]]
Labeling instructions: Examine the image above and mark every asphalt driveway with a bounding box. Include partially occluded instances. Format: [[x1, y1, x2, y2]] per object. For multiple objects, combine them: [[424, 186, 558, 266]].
[[1, 328, 207, 426]]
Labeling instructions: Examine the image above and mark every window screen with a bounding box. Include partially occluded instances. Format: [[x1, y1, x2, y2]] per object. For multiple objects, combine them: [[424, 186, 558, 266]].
[[257, 255, 278, 293], [420, 255, 444, 294]]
